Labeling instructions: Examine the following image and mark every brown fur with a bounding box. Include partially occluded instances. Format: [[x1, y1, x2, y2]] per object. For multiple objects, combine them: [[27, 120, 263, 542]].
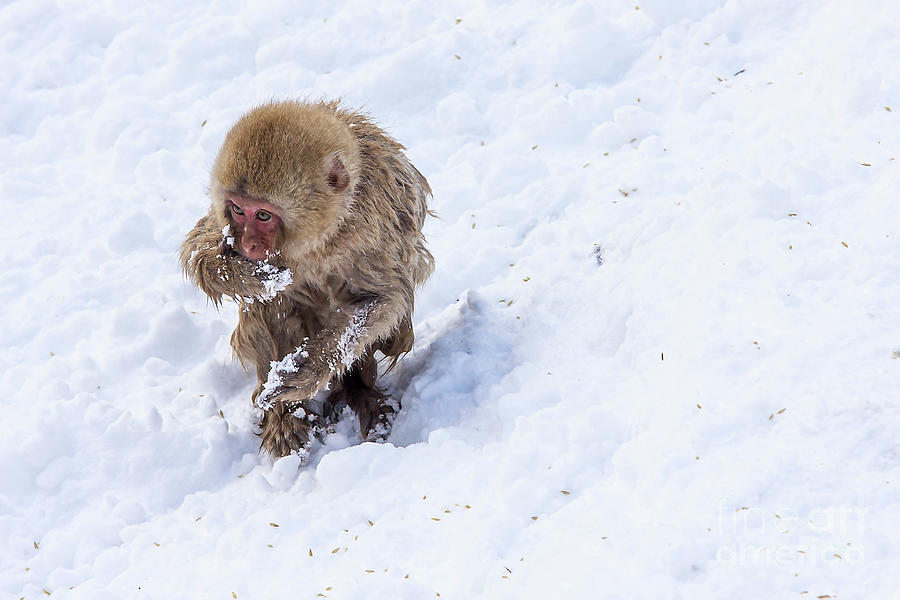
[[180, 100, 433, 457]]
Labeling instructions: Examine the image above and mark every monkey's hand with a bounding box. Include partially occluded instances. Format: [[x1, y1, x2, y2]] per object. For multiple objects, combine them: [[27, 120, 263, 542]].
[[254, 260, 293, 301], [258, 400, 317, 458], [257, 366, 328, 458], [180, 216, 291, 304], [256, 345, 326, 411]]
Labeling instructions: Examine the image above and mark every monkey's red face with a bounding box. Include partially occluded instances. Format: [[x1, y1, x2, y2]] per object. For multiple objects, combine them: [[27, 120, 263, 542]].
[[225, 193, 284, 261]]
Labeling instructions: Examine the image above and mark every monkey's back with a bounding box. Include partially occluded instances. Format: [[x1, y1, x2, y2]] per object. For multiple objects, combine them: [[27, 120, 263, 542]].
[[332, 105, 434, 288]]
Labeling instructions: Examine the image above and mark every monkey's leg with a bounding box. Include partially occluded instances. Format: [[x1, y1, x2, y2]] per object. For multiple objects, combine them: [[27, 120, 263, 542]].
[[343, 351, 398, 442]]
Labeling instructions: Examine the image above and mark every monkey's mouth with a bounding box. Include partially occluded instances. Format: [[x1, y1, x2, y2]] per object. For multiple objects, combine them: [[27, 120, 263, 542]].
[[256, 251, 287, 269], [231, 247, 284, 267], [240, 247, 275, 262]]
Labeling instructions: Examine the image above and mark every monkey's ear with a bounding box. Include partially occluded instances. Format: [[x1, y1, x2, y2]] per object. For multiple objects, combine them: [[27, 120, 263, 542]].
[[326, 155, 351, 192]]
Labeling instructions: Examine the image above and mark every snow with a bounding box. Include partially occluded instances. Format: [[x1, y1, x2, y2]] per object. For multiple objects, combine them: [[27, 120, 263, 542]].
[[2, 1, 899, 599], [336, 302, 374, 369], [253, 260, 293, 301], [220, 225, 233, 248]]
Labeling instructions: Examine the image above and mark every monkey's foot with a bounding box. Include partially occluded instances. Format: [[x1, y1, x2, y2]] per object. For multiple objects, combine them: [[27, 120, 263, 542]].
[[351, 390, 399, 443], [364, 401, 399, 442], [259, 401, 318, 458]]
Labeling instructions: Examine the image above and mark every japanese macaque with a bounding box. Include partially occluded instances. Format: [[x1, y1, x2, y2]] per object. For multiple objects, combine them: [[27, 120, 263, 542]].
[[180, 100, 434, 458]]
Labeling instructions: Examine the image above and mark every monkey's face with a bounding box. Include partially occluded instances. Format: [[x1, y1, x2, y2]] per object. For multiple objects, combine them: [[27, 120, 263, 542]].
[[225, 193, 284, 261]]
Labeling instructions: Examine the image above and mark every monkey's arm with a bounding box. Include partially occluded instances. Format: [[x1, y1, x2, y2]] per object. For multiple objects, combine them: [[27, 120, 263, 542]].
[[180, 214, 291, 304], [256, 286, 410, 409]]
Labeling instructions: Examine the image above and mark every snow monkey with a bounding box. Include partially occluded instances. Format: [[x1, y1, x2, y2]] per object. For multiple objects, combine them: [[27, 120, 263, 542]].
[[180, 100, 434, 458]]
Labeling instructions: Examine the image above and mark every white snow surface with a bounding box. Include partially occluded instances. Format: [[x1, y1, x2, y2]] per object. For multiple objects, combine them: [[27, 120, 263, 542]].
[[2, 1, 899, 599]]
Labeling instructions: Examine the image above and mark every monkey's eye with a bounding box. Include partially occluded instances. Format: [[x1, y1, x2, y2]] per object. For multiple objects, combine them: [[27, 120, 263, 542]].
[[231, 204, 245, 216], [256, 210, 272, 222]]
